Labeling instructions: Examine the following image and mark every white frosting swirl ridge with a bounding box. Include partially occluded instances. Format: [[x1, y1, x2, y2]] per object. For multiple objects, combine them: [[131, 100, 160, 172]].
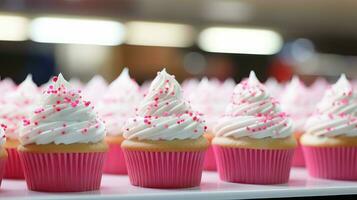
[[0, 127, 6, 147], [20, 74, 106, 145], [189, 78, 231, 132], [280, 76, 313, 132], [97, 68, 141, 136], [123, 69, 206, 141], [83, 75, 108, 105], [214, 71, 293, 139], [1, 75, 40, 140], [305, 74, 357, 137]]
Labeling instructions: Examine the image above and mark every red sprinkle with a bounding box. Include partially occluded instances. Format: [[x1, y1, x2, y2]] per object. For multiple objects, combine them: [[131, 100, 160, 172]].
[[52, 76, 58, 82]]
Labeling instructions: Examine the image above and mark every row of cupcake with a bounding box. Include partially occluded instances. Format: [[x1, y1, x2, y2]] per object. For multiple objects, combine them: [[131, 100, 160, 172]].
[[0, 69, 355, 191]]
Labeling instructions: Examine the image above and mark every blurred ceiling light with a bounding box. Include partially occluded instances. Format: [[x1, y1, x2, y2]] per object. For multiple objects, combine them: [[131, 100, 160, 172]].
[[126, 21, 195, 47], [198, 27, 283, 55], [30, 17, 125, 46], [0, 15, 28, 41]]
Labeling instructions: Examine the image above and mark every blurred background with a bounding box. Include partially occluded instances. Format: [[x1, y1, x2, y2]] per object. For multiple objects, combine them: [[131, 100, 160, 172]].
[[0, 0, 356, 85]]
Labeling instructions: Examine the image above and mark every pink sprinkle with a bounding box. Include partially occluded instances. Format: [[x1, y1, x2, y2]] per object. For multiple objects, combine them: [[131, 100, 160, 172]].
[[84, 101, 91, 107], [164, 124, 169, 128], [52, 76, 58, 82], [23, 119, 30, 126], [56, 108, 61, 112]]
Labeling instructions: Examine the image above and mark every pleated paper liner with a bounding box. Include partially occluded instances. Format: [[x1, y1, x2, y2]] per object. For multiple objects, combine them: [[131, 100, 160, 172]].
[[303, 146, 357, 180], [0, 158, 6, 187], [213, 145, 294, 184], [203, 145, 217, 171], [19, 152, 105, 192], [4, 148, 24, 179], [123, 150, 206, 188], [103, 143, 127, 174], [292, 142, 305, 167]]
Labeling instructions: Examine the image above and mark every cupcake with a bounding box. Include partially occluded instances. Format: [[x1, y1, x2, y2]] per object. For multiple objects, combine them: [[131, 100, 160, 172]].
[[213, 71, 296, 184], [83, 75, 108, 105], [1, 75, 40, 179], [18, 74, 108, 192], [97, 68, 141, 174], [189, 78, 231, 171], [122, 69, 208, 188], [302, 74, 357, 180], [0, 127, 7, 187], [280, 76, 312, 167]]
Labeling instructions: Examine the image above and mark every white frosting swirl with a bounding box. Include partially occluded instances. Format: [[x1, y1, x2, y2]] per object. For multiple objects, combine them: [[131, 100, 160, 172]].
[[189, 78, 230, 132], [20, 74, 106, 145], [265, 77, 285, 101], [1, 75, 40, 139], [305, 74, 357, 137], [0, 78, 16, 94], [97, 68, 141, 136], [215, 71, 293, 139], [0, 102, 24, 139], [123, 69, 206, 141], [280, 76, 314, 131], [83, 75, 108, 104], [0, 127, 6, 147], [5, 75, 40, 106]]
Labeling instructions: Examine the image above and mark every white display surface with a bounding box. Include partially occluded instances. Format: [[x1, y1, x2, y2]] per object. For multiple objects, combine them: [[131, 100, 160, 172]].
[[1, 168, 357, 200]]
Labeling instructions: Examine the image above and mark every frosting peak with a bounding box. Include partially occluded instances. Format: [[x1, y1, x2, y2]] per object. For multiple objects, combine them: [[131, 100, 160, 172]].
[[138, 69, 189, 117], [20, 74, 106, 145], [123, 69, 206, 141], [83, 75, 108, 104], [0, 75, 40, 139], [248, 71, 260, 86], [97, 68, 141, 135], [305, 74, 357, 137], [215, 71, 292, 139], [6, 75, 39, 106], [280, 76, 312, 131]]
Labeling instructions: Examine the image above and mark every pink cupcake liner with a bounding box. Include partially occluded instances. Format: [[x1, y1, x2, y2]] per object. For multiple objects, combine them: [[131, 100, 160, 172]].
[[4, 148, 24, 179], [19, 151, 105, 192], [213, 145, 294, 184], [123, 150, 206, 188], [292, 142, 305, 167], [303, 146, 357, 180], [203, 146, 217, 171], [0, 158, 6, 187], [103, 143, 127, 174]]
